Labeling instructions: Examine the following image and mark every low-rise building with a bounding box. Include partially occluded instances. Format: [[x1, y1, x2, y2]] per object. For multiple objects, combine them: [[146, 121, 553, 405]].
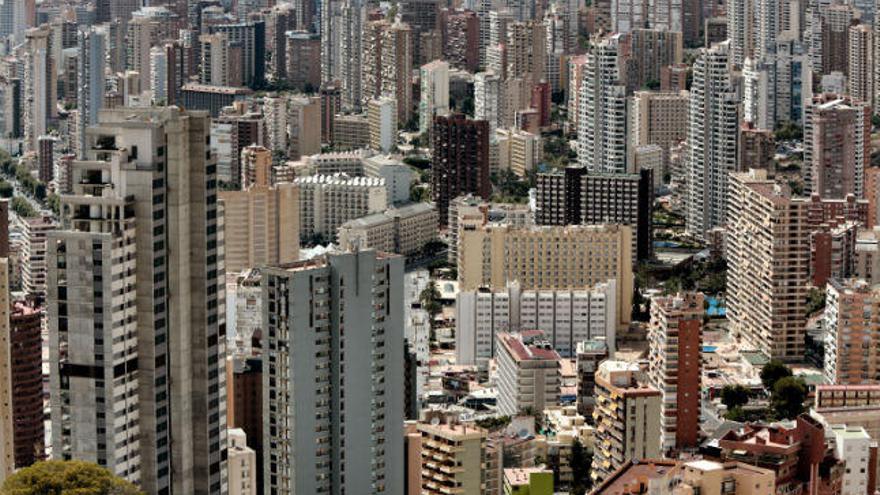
[[503, 467, 553, 495], [417, 422, 489, 495], [337, 202, 438, 256]]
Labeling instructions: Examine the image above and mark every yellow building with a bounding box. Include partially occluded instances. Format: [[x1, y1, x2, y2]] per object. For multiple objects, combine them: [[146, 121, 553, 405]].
[[418, 423, 489, 495], [458, 224, 633, 323]]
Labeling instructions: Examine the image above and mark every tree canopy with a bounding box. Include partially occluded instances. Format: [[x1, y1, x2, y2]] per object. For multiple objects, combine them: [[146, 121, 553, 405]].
[[771, 376, 808, 420], [2, 460, 143, 495], [760, 359, 792, 391], [721, 384, 750, 411]]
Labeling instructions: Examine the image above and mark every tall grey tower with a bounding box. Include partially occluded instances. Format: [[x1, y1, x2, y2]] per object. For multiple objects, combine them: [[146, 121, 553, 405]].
[[48, 107, 228, 495], [76, 26, 106, 159], [263, 250, 405, 495]]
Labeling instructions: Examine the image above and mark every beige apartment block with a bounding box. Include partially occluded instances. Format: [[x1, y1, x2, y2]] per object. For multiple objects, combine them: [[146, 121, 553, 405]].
[[459, 224, 633, 324], [418, 422, 489, 495], [219, 183, 300, 273]]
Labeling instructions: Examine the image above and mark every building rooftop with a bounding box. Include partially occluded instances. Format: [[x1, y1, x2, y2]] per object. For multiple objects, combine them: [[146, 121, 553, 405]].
[[503, 467, 552, 487], [294, 173, 385, 187], [498, 333, 561, 362], [593, 459, 680, 494]]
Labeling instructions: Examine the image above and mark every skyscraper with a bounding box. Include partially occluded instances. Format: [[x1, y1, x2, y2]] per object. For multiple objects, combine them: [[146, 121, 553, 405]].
[[727, 169, 810, 361], [648, 292, 703, 452], [263, 250, 404, 495], [685, 41, 739, 239], [848, 24, 874, 105], [419, 60, 450, 134], [48, 107, 227, 494], [474, 71, 502, 136], [805, 94, 871, 199], [431, 114, 490, 227], [577, 33, 629, 174], [76, 26, 106, 159]]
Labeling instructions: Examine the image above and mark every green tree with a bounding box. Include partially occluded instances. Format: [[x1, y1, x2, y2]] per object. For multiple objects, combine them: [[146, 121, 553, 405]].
[[760, 359, 792, 391], [806, 287, 826, 317], [11, 196, 36, 218], [0, 180, 12, 198], [570, 439, 593, 495], [721, 384, 750, 411], [2, 460, 143, 494], [771, 376, 808, 419], [419, 281, 442, 340]]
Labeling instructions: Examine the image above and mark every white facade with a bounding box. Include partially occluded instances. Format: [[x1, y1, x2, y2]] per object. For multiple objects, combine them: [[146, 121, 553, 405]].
[[228, 429, 257, 495], [294, 173, 388, 241], [456, 280, 618, 364], [578, 34, 628, 174], [475, 71, 502, 138], [419, 60, 450, 133], [686, 41, 739, 239], [368, 97, 397, 153], [831, 425, 874, 495]]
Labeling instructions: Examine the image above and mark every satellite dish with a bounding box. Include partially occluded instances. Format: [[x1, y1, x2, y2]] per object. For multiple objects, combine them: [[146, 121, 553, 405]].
[[519, 429, 529, 438], [431, 417, 441, 426]]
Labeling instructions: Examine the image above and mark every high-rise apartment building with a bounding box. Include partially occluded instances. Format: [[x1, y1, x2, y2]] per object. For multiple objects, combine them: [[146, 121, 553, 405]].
[[285, 31, 321, 92], [576, 340, 610, 418], [444, 10, 479, 72], [76, 26, 106, 159], [419, 60, 450, 134], [458, 224, 633, 324], [208, 20, 266, 89], [20, 215, 56, 300], [591, 360, 662, 485], [805, 94, 871, 199], [824, 279, 880, 384], [431, 114, 490, 227], [506, 20, 546, 86], [496, 128, 541, 177], [263, 250, 404, 495], [848, 24, 873, 105], [6, 301, 43, 471], [23, 25, 53, 153], [686, 41, 739, 239], [727, 170, 811, 361], [47, 107, 227, 494], [496, 332, 561, 416], [0, 256, 11, 484], [368, 97, 397, 153], [535, 169, 654, 262], [629, 29, 683, 90], [577, 33, 628, 174], [648, 292, 703, 452], [127, 7, 178, 92], [474, 71, 502, 136], [219, 182, 300, 274], [362, 19, 414, 125], [629, 90, 689, 164]]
